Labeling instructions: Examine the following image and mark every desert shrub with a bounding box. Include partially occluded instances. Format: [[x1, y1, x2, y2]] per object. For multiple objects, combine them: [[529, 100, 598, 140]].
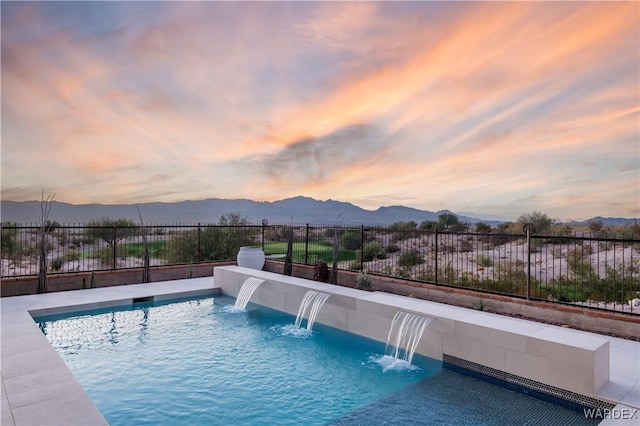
[[94, 246, 121, 267], [477, 254, 494, 267], [440, 244, 456, 253], [459, 239, 473, 252], [598, 241, 612, 251], [398, 250, 424, 267], [379, 265, 394, 276], [529, 238, 544, 253], [389, 221, 420, 240], [356, 270, 372, 289], [348, 259, 363, 270], [50, 257, 64, 271], [617, 222, 640, 239], [395, 266, 412, 278], [1, 223, 22, 258], [44, 220, 61, 233], [341, 231, 361, 251], [587, 219, 605, 237], [567, 248, 595, 280], [419, 220, 438, 231], [386, 243, 400, 253], [57, 233, 68, 247], [551, 224, 573, 238], [475, 222, 492, 233], [493, 260, 527, 294], [313, 261, 329, 282], [437, 263, 457, 284], [359, 242, 386, 262], [63, 252, 81, 262], [415, 265, 436, 282]]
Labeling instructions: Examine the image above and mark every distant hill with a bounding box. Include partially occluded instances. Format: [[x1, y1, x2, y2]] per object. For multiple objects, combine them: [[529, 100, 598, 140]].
[[1, 196, 486, 225], [1, 197, 637, 227]]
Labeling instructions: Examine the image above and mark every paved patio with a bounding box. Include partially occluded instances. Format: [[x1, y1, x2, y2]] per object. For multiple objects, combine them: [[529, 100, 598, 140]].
[[1, 277, 638, 425]]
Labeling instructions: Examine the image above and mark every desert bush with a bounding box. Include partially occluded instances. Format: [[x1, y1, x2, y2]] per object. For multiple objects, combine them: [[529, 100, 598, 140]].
[[475, 222, 492, 233], [379, 265, 394, 276], [356, 270, 372, 289], [44, 220, 61, 233], [50, 257, 64, 271], [494, 260, 527, 290], [459, 238, 473, 252], [477, 254, 494, 267], [63, 252, 81, 262], [587, 219, 605, 237], [348, 259, 363, 271], [398, 250, 424, 267], [440, 243, 456, 254], [341, 231, 361, 251], [419, 220, 438, 231], [386, 243, 400, 253], [437, 263, 457, 284], [313, 261, 329, 282], [395, 266, 412, 278], [567, 248, 595, 280], [1, 223, 22, 258], [598, 241, 612, 251], [415, 266, 435, 282], [359, 242, 386, 262], [389, 221, 420, 240], [548, 224, 574, 244]]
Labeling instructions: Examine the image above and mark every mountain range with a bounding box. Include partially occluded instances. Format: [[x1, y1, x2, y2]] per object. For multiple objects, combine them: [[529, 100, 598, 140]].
[[0, 196, 637, 226]]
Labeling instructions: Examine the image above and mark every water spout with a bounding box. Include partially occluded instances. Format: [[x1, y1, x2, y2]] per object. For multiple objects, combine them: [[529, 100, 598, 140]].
[[384, 311, 433, 364], [234, 277, 265, 310], [294, 291, 331, 330]]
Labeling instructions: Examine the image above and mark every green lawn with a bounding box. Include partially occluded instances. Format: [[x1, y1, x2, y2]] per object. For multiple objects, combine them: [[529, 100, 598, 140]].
[[263, 241, 356, 264], [123, 241, 167, 258]]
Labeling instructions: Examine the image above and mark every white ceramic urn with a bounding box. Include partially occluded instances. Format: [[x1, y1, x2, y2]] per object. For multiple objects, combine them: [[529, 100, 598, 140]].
[[237, 246, 265, 270]]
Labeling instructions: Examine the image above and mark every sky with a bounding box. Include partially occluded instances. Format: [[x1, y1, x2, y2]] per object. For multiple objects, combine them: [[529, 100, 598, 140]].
[[1, 1, 639, 221]]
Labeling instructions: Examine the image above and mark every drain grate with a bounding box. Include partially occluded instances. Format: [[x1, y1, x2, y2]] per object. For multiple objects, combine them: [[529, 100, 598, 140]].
[[132, 296, 154, 304], [443, 354, 614, 411]]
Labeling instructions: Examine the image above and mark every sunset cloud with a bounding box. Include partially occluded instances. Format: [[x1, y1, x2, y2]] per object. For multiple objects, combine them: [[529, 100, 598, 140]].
[[1, 1, 638, 220]]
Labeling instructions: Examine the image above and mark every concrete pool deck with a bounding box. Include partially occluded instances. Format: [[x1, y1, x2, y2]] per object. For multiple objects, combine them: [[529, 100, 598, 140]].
[[1, 276, 638, 425]]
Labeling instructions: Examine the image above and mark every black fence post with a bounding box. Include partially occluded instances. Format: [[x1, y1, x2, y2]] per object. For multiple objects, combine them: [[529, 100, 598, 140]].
[[359, 225, 365, 271], [112, 226, 117, 270], [434, 229, 439, 285], [197, 223, 202, 263], [303, 224, 309, 265], [523, 223, 535, 301], [261, 219, 268, 251]]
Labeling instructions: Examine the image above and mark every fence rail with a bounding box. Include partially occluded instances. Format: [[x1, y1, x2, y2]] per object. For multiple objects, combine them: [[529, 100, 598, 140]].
[[2, 222, 639, 314]]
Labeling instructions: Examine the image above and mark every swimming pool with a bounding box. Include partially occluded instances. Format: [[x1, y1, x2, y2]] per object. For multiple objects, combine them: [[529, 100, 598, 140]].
[[36, 296, 598, 425]]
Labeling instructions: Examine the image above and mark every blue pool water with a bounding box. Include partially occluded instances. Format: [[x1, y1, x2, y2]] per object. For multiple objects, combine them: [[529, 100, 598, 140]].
[[36, 296, 598, 425]]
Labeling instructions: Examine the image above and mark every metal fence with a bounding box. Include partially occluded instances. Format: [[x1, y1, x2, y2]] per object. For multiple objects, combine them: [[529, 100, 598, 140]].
[[2, 222, 639, 314]]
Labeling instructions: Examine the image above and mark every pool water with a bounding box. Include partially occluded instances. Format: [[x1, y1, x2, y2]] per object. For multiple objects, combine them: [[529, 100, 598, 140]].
[[36, 296, 598, 425]]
